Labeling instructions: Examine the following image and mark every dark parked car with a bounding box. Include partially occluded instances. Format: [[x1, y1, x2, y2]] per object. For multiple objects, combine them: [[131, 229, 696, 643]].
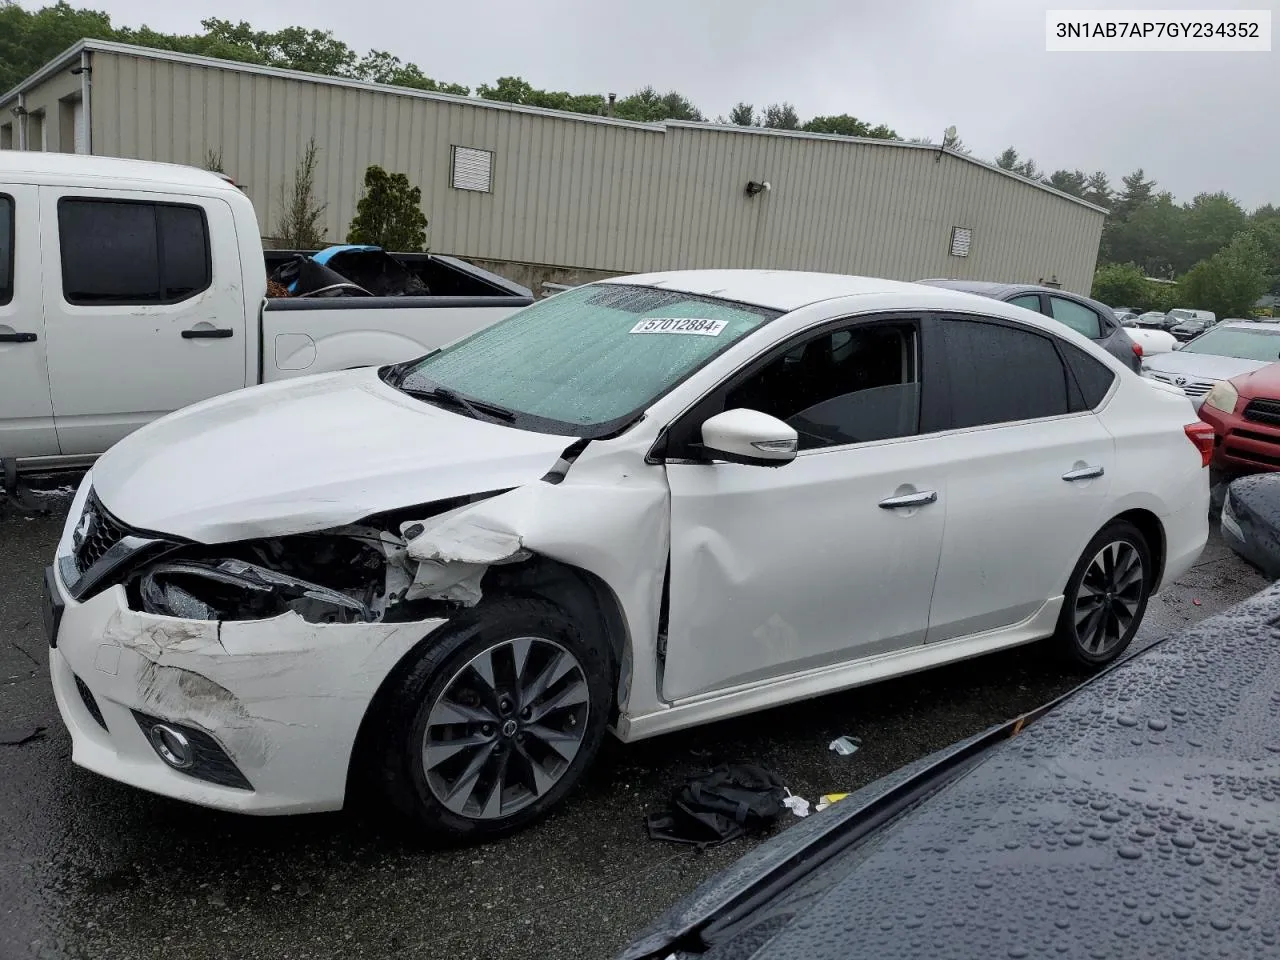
[[618, 585, 1280, 960], [1171, 316, 1216, 341], [1133, 310, 1174, 330], [917, 280, 1143, 371]]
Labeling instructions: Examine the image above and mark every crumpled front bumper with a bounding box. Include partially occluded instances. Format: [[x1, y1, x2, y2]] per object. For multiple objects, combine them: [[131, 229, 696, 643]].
[[49, 557, 447, 815]]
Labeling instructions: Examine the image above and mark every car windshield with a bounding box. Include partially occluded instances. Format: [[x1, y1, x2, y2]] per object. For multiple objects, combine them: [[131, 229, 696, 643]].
[[1181, 327, 1280, 361], [387, 283, 778, 436]]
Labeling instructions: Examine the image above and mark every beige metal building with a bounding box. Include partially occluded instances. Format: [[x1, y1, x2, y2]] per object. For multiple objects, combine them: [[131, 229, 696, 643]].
[[2, 39, 1106, 293]]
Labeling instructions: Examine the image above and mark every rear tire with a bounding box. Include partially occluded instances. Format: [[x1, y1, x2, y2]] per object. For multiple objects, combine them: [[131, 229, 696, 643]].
[[1054, 520, 1153, 668], [374, 597, 613, 842]]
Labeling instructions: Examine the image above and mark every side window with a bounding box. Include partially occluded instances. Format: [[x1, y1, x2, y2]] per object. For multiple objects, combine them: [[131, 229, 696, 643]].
[[725, 323, 920, 450], [940, 319, 1070, 428], [1049, 296, 1103, 339], [1060, 341, 1117, 410], [0, 195, 12, 306], [58, 198, 210, 305], [1008, 293, 1042, 313]]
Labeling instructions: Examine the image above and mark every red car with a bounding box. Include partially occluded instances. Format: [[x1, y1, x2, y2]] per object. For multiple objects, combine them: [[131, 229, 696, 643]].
[[1198, 362, 1280, 472]]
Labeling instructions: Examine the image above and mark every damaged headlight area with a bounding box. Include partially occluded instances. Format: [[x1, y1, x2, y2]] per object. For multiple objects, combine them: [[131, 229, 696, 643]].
[[131, 530, 395, 624], [123, 492, 527, 624]]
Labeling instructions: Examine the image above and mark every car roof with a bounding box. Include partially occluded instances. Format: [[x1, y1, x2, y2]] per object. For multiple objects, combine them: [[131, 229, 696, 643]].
[[0, 151, 238, 193], [622, 585, 1280, 960], [609, 270, 999, 313]]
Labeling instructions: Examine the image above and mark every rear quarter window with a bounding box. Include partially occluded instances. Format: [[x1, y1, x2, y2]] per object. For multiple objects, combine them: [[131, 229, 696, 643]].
[[1060, 342, 1117, 410]]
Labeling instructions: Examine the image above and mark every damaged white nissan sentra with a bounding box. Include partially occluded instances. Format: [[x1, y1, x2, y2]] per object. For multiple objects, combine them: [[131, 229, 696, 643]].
[[45, 271, 1211, 839]]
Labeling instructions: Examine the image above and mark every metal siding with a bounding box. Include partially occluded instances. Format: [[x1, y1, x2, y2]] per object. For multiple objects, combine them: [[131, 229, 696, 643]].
[[75, 52, 1103, 290]]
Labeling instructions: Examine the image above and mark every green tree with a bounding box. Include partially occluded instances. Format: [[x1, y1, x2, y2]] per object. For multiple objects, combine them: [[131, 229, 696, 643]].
[[1180, 233, 1270, 319], [1178, 192, 1248, 273], [1083, 171, 1112, 208], [346, 165, 427, 252], [994, 147, 1040, 180], [0, 0, 119, 91], [728, 102, 756, 126], [613, 86, 702, 122], [476, 76, 605, 114], [802, 114, 898, 139], [1090, 263, 1150, 306], [275, 137, 327, 249], [1113, 169, 1156, 219], [353, 50, 468, 94], [1047, 169, 1087, 198], [762, 102, 800, 130]]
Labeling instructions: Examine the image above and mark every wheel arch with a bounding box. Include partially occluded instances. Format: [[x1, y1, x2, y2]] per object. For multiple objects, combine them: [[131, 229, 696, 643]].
[[342, 553, 630, 804], [1108, 507, 1167, 588]]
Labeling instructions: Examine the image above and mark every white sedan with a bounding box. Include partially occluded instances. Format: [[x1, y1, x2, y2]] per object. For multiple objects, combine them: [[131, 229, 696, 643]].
[[45, 271, 1211, 840]]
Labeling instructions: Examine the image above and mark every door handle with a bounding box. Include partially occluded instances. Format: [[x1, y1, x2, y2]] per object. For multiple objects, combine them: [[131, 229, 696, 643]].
[[181, 328, 234, 339], [1062, 465, 1105, 482], [0, 332, 37, 343], [878, 490, 938, 509]]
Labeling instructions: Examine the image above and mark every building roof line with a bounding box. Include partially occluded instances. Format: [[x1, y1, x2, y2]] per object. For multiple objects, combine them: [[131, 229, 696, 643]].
[[1, 39, 1108, 215]]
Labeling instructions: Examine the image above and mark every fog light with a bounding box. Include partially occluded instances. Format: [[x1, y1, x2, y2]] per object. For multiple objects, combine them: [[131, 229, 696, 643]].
[[149, 723, 194, 769]]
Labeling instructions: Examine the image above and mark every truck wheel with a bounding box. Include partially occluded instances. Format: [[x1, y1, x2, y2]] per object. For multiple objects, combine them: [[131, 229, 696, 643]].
[[1054, 520, 1153, 668], [375, 597, 612, 841]]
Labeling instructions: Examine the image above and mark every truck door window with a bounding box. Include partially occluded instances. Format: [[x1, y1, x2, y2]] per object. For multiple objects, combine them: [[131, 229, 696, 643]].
[[0, 195, 12, 306], [58, 198, 211, 306]]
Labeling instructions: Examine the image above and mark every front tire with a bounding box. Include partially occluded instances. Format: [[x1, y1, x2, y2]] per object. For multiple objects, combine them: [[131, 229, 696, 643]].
[[375, 597, 613, 841], [1055, 520, 1153, 668]]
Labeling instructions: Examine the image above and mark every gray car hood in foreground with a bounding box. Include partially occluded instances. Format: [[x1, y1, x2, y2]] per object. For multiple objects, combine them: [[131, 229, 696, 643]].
[[619, 586, 1280, 960], [1143, 351, 1270, 382]]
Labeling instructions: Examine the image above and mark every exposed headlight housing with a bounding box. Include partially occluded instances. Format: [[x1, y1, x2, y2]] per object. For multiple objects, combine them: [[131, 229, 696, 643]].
[[1204, 380, 1239, 415]]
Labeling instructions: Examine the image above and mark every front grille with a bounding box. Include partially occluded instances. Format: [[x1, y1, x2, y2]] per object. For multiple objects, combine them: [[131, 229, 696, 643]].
[[72, 491, 127, 576], [1233, 428, 1280, 445], [1244, 398, 1280, 426], [1148, 372, 1213, 397], [1225, 444, 1280, 468], [74, 674, 109, 731]]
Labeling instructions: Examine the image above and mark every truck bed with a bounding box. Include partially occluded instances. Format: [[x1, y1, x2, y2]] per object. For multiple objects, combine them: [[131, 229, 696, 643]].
[[259, 252, 533, 383], [262, 250, 532, 302]]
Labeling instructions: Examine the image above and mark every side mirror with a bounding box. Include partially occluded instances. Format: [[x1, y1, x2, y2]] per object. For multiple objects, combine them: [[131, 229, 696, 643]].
[[700, 408, 798, 467]]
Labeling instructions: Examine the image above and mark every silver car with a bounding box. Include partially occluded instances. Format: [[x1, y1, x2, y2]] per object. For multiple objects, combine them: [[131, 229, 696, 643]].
[[1141, 321, 1280, 404]]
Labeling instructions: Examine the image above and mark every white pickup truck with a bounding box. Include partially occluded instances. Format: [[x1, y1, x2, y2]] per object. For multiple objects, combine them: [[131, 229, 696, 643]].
[[0, 152, 533, 475]]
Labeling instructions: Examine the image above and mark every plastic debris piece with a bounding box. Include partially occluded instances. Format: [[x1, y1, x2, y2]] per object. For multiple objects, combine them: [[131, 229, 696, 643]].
[[1192, 598, 1202, 606], [782, 789, 810, 818], [828, 735, 862, 756], [0, 725, 46, 746], [815, 792, 850, 813]]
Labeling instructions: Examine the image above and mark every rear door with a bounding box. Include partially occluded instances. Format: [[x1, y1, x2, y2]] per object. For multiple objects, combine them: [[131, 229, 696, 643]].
[[923, 315, 1117, 642], [0, 185, 57, 458], [39, 189, 248, 455]]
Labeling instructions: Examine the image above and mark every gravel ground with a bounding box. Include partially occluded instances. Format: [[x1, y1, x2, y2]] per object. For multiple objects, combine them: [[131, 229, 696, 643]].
[[0, 489, 1268, 960]]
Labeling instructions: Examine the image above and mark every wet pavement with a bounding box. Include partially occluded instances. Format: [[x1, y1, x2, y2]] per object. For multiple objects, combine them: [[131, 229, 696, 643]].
[[0, 490, 1269, 960]]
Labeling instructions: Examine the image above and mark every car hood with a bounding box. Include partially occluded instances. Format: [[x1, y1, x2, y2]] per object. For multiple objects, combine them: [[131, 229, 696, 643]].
[[1230, 362, 1280, 399], [1143, 351, 1269, 381], [619, 587, 1280, 960], [91, 368, 577, 543]]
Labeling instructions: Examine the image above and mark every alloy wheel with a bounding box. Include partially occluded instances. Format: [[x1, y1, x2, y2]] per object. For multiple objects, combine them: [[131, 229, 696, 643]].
[[1073, 540, 1145, 656], [422, 637, 590, 819]]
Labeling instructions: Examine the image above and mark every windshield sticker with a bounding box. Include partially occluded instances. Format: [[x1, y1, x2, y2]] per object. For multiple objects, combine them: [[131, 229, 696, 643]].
[[630, 317, 729, 337]]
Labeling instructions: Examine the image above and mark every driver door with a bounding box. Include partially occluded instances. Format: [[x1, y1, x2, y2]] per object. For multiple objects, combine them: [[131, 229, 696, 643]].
[[660, 317, 948, 702]]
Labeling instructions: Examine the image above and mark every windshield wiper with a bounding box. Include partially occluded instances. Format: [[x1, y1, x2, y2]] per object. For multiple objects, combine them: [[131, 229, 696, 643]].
[[399, 384, 516, 422]]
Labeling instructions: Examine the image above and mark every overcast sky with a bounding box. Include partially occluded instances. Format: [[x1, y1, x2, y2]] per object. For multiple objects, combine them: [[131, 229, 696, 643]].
[[84, 0, 1278, 208]]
